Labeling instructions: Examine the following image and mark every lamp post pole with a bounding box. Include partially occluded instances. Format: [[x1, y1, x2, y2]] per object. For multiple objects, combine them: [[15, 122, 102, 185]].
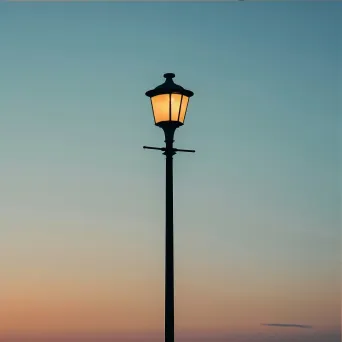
[[164, 125, 176, 342], [144, 74, 194, 342]]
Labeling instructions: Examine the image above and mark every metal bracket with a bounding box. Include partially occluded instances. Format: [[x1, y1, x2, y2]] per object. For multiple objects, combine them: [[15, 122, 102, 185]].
[[143, 146, 195, 153], [143, 146, 165, 151], [174, 148, 195, 153]]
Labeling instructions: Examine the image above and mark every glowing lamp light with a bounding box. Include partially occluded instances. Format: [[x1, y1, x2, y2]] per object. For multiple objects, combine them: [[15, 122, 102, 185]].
[[145, 73, 194, 128]]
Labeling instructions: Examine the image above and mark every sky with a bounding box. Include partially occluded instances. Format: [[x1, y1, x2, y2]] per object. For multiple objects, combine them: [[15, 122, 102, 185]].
[[0, 1, 341, 342]]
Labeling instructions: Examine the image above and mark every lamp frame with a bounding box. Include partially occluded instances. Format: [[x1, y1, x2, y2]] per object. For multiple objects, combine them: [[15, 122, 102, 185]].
[[146, 73, 194, 128]]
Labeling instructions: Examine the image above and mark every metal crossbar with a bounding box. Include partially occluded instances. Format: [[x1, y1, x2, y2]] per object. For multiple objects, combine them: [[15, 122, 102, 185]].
[[143, 146, 195, 153]]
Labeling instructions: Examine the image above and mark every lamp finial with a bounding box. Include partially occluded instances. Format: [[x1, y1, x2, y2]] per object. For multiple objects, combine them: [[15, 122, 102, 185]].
[[163, 73, 175, 79]]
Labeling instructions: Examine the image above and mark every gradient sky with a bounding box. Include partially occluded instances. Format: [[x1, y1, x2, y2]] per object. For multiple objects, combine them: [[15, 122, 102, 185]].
[[0, 2, 341, 342]]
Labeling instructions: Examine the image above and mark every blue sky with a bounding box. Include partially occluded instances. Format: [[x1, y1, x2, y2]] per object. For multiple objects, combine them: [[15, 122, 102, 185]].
[[0, 2, 340, 341]]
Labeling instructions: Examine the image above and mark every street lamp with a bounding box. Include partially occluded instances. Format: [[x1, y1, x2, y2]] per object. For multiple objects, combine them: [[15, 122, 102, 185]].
[[144, 73, 195, 342]]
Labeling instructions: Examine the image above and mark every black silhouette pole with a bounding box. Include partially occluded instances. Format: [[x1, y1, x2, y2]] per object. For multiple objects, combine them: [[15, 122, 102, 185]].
[[144, 73, 194, 342]]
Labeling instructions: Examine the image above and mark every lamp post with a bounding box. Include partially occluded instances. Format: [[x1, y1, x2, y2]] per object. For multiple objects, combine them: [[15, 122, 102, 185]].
[[144, 73, 194, 342]]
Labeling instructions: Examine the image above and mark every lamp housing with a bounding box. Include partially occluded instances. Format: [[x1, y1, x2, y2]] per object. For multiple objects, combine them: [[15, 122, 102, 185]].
[[145, 73, 194, 129]]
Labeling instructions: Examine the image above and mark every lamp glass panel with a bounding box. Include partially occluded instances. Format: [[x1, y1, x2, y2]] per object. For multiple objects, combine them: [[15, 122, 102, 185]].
[[170, 93, 182, 122], [178, 96, 189, 123], [151, 94, 170, 123]]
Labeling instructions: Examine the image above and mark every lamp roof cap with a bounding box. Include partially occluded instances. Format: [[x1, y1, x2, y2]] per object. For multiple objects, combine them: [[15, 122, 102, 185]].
[[145, 73, 194, 98]]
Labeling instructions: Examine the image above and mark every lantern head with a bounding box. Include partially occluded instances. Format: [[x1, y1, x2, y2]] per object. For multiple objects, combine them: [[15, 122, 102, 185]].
[[145, 73, 194, 130]]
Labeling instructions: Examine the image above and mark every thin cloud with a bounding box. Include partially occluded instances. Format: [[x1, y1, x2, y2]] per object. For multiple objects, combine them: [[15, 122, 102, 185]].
[[262, 323, 313, 329]]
